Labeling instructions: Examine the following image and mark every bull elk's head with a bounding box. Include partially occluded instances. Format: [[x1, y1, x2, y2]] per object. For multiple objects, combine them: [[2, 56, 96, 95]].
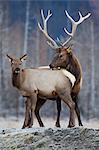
[[38, 10, 91, 69], [49, 46, 73, 69], [6, 54, 27, 73]]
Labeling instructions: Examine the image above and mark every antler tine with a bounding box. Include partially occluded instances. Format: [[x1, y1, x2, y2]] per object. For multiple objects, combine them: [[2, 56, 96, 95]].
[[57, 37, 63, 46], [41, 9, 52, 32], [38, 9, 59, 49], [64, 11, 77, 37], [47, 41, 56, 49], [77, 12, 91, 24], [62, 11, 91, 46]]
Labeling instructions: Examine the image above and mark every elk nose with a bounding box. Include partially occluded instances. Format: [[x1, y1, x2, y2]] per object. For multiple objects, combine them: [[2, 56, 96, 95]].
[[14, 68, 20, 74]]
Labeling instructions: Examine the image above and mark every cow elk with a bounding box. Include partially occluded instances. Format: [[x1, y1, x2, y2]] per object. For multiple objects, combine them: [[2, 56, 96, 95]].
[[7, 54, 76, 128], [6, 54, 62, 128]]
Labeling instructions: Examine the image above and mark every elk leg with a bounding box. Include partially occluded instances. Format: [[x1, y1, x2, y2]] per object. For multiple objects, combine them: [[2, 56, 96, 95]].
[[75, 101, 83, 126], [22, 97, 31, 129], [73, 96, 83, 126], [72, 94, 83, 126], [58, 90, 75, 128], [28, 93, 37, 128], [55, 97, 61, 127], [34, 97, 46, 127]]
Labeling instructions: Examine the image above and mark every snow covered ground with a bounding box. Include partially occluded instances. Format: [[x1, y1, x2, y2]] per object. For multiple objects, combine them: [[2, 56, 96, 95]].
[[0, 127, 99, 150], [0, 117, 98, 129]]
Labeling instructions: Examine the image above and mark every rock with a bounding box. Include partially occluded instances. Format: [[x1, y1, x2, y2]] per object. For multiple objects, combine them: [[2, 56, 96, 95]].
[[0, 127, 99, 150]]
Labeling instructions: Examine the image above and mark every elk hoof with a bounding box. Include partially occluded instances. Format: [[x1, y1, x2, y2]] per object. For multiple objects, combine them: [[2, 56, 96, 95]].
[[22, 126, 25, 129], [68, 123, 75, 128], [22, 125, 27, 129], [39, 123, 44, 127], [28, 125, 32, 128], [55, 122, 61, 128], [79, 122, 83, 126]]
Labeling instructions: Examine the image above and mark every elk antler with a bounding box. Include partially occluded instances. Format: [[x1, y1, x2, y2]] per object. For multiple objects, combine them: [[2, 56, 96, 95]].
[[38, 9, 59, 49], [62, 11, 91, 46]]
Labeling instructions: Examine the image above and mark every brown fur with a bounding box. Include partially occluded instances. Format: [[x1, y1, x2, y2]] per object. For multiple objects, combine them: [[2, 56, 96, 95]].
[[50, 47, 82, 95], [65, 53, 82, 95], [50, 46, 83, 126]]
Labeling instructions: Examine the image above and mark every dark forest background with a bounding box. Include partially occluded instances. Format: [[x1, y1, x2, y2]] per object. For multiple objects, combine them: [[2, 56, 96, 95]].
[[0, 0, 99, 121]]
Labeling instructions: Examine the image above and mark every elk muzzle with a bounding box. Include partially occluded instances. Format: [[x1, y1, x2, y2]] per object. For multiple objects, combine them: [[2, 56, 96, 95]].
[[14, 68, 20, 74], [49, 64, 61, 70]]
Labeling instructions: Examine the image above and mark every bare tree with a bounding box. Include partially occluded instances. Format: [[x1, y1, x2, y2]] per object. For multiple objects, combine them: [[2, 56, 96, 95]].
[[0, 5, 4, 109], [90, 21, 96, 117], [23, 0, 30, 66]]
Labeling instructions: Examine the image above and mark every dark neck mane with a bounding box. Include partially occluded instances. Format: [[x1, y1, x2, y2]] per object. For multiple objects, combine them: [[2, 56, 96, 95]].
[[66, 54, 82, 84]]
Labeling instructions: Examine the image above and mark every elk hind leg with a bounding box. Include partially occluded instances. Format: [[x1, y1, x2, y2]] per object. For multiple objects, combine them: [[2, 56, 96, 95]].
[[58, 90, 75, 128], [72, 95, 83, 126], [34, 97, 46, 127]]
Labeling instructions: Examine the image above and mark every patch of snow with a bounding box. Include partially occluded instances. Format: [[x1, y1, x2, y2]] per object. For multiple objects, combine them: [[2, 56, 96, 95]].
[[0, 117, 98, 130]]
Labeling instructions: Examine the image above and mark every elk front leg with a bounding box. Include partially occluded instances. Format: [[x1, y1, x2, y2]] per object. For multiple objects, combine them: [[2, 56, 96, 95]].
[[22, 97, 31, 129], [28, 93, 37, 128], [58, 89, 75, 128], [55, 97, 61, 127]]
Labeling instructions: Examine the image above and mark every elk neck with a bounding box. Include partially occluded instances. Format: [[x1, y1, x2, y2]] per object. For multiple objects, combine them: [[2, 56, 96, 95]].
[[66, 54, 82, 84]]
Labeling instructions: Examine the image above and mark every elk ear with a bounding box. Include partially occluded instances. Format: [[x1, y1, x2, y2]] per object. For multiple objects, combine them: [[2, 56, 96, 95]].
[[67, 47, 72, 54], [6, 54, 13, 62], [20, 54, 27, 62]]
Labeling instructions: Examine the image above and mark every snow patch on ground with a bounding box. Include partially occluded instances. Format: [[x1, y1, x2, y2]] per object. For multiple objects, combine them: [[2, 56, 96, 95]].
[[0, 117, 99, 130]]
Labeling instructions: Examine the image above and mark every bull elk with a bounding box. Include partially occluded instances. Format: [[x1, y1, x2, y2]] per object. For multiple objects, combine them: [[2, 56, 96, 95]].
[[38, 10, 91, 126], [7, 54, 77, 128]]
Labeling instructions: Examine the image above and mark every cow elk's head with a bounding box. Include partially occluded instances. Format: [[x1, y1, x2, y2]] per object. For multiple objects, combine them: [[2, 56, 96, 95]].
[[7, 54, 27, 73]]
